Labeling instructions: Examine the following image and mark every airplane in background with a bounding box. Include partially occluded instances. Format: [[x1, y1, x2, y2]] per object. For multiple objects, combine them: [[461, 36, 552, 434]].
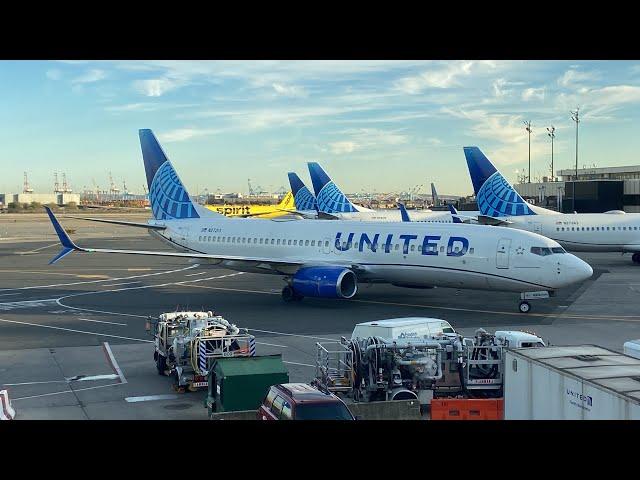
[[43, 130, 593, 313], [464, 146, 640, 264], [205, 190, 296, 219], [306, 162, 459, 223]]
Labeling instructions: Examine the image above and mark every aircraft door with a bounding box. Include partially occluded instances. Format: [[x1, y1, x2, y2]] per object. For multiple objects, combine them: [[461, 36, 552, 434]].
[[496, 238, 511, 269], [322, 237, 333, 254], [532, 222, 542, 234]]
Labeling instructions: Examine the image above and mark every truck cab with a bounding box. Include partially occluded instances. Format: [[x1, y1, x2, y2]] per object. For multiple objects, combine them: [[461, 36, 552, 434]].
[[494, 331, 546, 348]]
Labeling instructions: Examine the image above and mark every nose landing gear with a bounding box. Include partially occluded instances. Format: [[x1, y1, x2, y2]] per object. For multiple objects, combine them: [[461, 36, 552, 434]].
[[518, 301, 531, 313]]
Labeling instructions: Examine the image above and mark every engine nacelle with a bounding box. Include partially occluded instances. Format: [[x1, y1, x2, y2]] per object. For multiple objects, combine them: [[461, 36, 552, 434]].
[[292, 266, 357, 299]]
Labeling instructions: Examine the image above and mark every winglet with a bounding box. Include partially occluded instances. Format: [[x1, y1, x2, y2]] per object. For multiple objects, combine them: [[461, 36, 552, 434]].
[[448, 204, 462, 224], [398, 203, 411, 222], [44, 206, 81, 264]]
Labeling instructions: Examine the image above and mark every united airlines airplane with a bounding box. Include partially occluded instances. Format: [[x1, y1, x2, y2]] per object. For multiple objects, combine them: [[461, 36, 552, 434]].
[[465, 147, 640, 264], [300, 163, 458, 224], [44, 130, 593, 313]]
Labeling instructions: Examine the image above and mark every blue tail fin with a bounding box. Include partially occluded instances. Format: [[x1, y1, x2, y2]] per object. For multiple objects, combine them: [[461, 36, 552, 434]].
[[398, 203, 411, 222], [463, 146, 536, 217], [307, 162, 359, 213], [139, 129, 200, 221], [287, 172, 317, 211], [448, 204, 462, 223]]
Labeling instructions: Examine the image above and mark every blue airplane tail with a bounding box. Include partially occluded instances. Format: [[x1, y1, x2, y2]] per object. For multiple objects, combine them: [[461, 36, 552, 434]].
[[307, 162, 359, 213], [139, 129, 200, 221], [463, 146, 536, 217], [287, 172, 318, 211]]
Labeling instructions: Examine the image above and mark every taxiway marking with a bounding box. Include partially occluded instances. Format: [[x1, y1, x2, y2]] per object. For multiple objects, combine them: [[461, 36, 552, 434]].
[[78, 318, 127, 326], [125, 394, 180, 403]]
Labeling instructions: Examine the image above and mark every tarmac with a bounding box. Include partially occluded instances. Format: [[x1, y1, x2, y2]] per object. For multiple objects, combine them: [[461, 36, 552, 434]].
[[1, 213, 639, 419]]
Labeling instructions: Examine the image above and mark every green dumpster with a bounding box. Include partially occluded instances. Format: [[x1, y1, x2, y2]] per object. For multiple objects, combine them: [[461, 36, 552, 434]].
[[206, 354, 289, 415]]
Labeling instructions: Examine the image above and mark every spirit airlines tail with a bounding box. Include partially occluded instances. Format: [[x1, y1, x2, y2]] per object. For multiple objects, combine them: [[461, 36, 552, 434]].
[[44, 130, 593, 312], [205, 190, 295, 219], [464, 146, 640, 264], [307, 162, 457, 223]]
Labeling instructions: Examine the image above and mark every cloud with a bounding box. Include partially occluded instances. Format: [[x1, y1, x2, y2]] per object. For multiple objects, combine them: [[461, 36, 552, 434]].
[[72, 69, 106, 84], [271, 83, 307, 98], [522, 87, 545, 101], [157, 127, 220, 143], [558, 67, 597, 88], [328, 128, 409, 155], [104, 102, 199, 113], [133, 78, 181, 97], [46, 69, 62, 80], [394, 61, 475, 93]]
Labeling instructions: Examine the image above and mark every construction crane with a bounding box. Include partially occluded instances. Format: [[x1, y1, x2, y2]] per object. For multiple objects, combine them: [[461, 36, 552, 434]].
[[53, 172, 60, 193], [62, 173, 72, 193], [23, 172, 33, 193], [109, 172, 120, 194]]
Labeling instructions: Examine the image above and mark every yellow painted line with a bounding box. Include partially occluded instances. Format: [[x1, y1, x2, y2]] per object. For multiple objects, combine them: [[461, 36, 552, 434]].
[[184, 284, 279, 296], [127, 268, 151, 271], [77, 275, 110, 279]]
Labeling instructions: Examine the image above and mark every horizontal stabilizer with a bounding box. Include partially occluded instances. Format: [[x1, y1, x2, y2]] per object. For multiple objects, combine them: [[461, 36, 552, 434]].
[[65, 216, 166, 230]]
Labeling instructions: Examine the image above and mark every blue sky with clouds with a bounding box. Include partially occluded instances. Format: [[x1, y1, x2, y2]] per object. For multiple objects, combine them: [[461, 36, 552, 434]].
[[2, 60, 640, 197]]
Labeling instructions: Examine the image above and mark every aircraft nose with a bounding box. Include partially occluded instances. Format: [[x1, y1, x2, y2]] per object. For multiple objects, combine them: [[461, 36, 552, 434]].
[[564, 254, 593, 285]]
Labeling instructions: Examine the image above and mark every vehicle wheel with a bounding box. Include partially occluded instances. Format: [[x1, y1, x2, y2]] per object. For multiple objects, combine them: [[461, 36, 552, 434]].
[[632, 253, 640, 264], [282, 285, 296, 302], [156, 354, 167, 376], [519, 301, 531, 314]]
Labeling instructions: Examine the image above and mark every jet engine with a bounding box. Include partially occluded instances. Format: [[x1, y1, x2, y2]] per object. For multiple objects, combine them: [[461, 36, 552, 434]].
[[287, 266, 358, 300]]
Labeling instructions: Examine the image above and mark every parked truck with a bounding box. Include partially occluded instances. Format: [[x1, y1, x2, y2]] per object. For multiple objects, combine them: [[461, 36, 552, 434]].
[[504, 345, 640, 420]]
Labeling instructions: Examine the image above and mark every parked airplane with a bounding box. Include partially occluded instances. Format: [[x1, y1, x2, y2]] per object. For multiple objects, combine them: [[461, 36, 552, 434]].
[[205, 190, 296, 219], [465, 146, 640, 264], [44, 130, 593, 313], [306, 162, 458, 223]]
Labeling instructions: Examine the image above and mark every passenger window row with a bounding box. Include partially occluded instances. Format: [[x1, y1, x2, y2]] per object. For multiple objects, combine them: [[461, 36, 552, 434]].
[[556, 226, 639, 232], [198, 236, 330, 248]]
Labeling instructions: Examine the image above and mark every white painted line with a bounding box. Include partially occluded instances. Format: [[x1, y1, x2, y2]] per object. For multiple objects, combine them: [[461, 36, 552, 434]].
[[283, 361, 315, 368], [3, 380, 68, 386], [102, 281, 142, 288], [0, 317, 153, 343], [0, 264, 199, 292], [0, 293, 21, 298], [103, 342, 128, 384], [247, 328, 338, 342], [12, 382, 122, 401], [256, 342, 288, 348], [184, 272, 208, 277], [66, 374, 120, 382], [78, 317, 127, 326], [18, 243, 60, 254], [125, 394, 180, 403]]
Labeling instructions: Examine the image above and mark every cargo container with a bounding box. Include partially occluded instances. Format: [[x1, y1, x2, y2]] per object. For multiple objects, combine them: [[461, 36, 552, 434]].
[[504, 345, 640, 420]]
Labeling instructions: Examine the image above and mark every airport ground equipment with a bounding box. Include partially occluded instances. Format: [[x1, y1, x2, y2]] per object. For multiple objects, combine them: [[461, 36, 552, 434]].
[[147, 311, 256, 391], [314, 328, 545, 405], [0, 390, 16, 420], [624, 339, 640, 359], [206, 354, 289, 417], [504, 345, 640, 419]]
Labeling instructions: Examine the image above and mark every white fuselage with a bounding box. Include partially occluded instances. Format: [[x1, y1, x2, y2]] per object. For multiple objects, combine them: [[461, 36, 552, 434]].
[[502, 211, 640, 253], [150, 216, 592, 293], [330, 210, 457, 223]]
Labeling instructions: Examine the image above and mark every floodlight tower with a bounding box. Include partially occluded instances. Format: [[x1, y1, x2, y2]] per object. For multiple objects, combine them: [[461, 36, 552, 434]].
[[570, 107, 581, 212], [546, 126, 555, 181], [523, 120, 532, 183]]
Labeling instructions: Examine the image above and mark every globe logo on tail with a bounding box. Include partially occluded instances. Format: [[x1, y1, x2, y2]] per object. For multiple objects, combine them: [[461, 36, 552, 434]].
[[477, 172, 535, 217], [149, 161, 200, 220], [317, 182, 358, 213]]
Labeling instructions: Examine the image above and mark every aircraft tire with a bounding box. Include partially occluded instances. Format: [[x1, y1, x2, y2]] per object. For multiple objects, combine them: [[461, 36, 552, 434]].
[[282, 285, 296, 302], [519, 301, 531, 314], [632, 253, 640, 264]]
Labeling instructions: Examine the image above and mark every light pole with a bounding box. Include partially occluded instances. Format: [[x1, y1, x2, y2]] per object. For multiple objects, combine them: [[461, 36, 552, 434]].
[[546, 126, 555, 181], [570, 107, 580, 212], [524, 120, 532, 183]]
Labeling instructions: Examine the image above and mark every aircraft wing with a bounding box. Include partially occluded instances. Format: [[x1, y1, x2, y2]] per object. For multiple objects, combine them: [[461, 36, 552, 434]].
[[65, 216, 166, 230], [44, 206, 359, 274]]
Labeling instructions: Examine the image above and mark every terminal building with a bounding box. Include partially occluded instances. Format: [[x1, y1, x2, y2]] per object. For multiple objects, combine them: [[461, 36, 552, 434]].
[[514, 165, 640, 213]]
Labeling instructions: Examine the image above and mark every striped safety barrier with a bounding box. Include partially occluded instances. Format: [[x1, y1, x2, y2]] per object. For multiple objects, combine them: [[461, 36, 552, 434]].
[[249, 337, 256, 356], [0, 390, 15, 420]]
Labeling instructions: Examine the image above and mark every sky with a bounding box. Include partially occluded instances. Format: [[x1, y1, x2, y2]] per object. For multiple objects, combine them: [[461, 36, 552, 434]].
[[2, 60, 640, 197]]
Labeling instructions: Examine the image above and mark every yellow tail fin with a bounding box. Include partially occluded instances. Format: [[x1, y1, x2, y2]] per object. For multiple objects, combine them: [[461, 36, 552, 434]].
[[277, 191, 295, 210]]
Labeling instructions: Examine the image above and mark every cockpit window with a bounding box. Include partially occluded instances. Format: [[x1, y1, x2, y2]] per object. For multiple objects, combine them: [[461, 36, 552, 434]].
[[531, 246, 566, 256]]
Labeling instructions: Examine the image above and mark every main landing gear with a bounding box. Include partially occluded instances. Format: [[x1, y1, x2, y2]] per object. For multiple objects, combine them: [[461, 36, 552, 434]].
[[518, 291, 553, 313], [281, 285, 303, 302], [632, 253, 640, 264]]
